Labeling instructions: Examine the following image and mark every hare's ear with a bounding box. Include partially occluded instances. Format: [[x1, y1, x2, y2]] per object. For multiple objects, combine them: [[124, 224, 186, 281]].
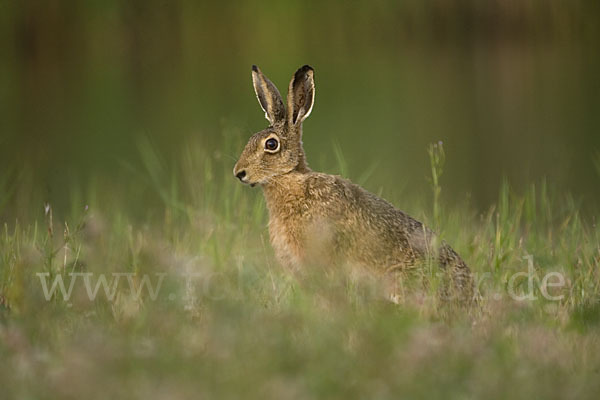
[[252, 65, 286, 125], [287, 65, 315, 126]]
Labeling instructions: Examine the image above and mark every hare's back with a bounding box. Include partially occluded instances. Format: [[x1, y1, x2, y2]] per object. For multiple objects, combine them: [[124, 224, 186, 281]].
[[304, 173, 433, 264]]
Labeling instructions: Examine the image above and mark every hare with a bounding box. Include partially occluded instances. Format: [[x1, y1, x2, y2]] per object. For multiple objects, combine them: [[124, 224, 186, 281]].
[[233, 65, 473, 302]]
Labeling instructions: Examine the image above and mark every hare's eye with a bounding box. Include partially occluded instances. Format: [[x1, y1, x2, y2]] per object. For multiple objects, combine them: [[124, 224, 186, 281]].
[[265, 138, 279, 152]]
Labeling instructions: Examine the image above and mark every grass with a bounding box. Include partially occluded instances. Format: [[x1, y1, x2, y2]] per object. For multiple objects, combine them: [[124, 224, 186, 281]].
[[0, 136, 599, 399]]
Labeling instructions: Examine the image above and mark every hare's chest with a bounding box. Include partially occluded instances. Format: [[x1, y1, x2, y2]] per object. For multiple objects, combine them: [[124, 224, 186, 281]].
[[268, 215, 305, 270], [268, 209, 341, 271]]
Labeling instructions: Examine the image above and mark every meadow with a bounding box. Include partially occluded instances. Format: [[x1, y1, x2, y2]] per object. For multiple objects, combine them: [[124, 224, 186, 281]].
[[2, 1, 600, 398], [1, 137, 599, 399]]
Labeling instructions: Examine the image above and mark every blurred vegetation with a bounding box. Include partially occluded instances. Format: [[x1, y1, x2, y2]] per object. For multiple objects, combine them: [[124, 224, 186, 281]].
[[1, 1, 600, 398], [1, 0, 600, 221]]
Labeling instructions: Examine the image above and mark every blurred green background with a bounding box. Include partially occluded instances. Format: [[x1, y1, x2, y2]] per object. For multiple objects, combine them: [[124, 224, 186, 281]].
[[2, 4, 600, 398], [1, 0, 599, 219]]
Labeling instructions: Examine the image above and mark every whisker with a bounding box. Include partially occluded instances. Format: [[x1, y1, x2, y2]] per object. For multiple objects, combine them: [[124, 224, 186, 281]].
[[222, 153, 238, 162]]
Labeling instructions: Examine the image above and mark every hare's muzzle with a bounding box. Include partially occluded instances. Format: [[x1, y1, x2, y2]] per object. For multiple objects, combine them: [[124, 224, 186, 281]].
[[233, 164, 250, 184]]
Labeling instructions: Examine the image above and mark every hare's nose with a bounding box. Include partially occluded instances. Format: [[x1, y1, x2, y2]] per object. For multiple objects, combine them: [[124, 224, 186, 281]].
[[235, 170, 246, 181]]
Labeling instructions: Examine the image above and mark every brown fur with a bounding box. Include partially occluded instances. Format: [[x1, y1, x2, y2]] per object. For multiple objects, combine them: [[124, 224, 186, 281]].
[[234, 65, 473, 302]]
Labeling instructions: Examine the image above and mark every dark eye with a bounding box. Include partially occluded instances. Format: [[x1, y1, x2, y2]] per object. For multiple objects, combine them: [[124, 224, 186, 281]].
[[265, 138, 279, 151]]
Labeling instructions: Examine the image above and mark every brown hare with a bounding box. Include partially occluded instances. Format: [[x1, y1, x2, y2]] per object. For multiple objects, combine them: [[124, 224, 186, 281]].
[[233, 65, 473, 302]]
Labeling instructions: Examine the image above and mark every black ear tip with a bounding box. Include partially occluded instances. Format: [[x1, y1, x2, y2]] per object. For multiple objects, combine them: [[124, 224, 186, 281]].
[[252, 65, 259, 73], [294, 65, 314, 81]]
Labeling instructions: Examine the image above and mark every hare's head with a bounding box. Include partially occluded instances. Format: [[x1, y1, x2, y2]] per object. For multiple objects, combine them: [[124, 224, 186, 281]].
[[233, 65, 315, 186]]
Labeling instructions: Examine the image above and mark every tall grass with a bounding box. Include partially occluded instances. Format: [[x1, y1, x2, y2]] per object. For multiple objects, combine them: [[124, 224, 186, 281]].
[[0, 139, 599, 399], [428, 141, 445, 232]]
